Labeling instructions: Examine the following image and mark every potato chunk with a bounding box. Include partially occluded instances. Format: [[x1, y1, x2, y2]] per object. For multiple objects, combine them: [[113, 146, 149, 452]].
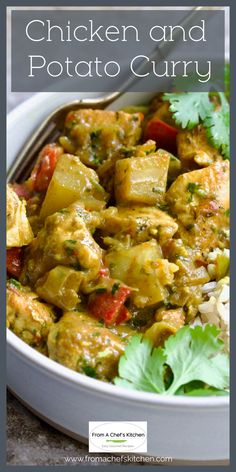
[[35, 266, 83, 310], [99, 206, 178, 245], [166, 161, 229, 251], [7, 279, 54, 353], [105, 239, 178, 308], [47, 311, 131, 381], [21, 202, 103, 288], [60, 109, 142, 167], [114, 150, 170, 205], [97, 140, 157, 194], [7, 185, 34, 248], [40, 154, 107, 219]]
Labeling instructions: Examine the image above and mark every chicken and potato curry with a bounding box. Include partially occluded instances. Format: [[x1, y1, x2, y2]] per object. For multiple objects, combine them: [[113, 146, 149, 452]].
[[6, 93, 230, 387]]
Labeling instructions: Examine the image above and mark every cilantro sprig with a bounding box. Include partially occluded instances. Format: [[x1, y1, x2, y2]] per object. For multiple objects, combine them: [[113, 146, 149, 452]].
[[204, 92, 230, 159], [163, 93, 214, 129], [163, 92, 230, 159], [114, 325, 229, 396]]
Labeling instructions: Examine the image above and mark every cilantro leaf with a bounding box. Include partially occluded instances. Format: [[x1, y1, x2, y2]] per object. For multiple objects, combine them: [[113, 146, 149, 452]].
[[114, 325, 229, 396], [163, 93, 213, 129], [185, 388, 228, 397], [162, 91, 230, 159], [115, 335, 166, 393], [204, 92, 230, 159], [163, 325, 229, 395]]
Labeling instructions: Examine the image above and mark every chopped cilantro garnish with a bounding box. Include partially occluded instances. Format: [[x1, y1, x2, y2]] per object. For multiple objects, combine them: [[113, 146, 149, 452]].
[[63, 240, 77, 256], [111, 282, 120, 295], [92, 332, 100, 337], [187, 182, 207, 199], [8, 278, 21, 289], [225, 209, 230, 217], [58, 209, 70, 214], [92, 155, 102, 166], [156, 203, 169, 212], [120, 146, 133, 157], [82, 365, 97, 378], [114, 325, 229, 396], [152, 187, 161, 193], [95, 287, 107, 294], [90, 129, 102, 140]]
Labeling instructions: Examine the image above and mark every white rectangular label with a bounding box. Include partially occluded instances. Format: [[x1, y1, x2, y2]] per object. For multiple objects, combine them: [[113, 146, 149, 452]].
[[89, 421, 147, 453]]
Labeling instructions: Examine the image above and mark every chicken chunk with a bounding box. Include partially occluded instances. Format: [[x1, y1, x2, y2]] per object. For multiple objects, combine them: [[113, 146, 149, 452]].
[[21, 202, 103, 288], [47, 311, 133, 381], [105, 239, 178, 308], [99, 206, 178, 245], [7, 279, 55, 353], [7, 185, 34, 248], [166, 161, 229, 251], [177, 125, 223, 169], [59, 109, 142, 167], [144, 308, 185, 347]]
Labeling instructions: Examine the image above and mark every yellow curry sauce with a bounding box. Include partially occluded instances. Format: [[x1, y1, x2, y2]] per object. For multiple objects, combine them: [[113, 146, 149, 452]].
[[6, 94, 230, 382]]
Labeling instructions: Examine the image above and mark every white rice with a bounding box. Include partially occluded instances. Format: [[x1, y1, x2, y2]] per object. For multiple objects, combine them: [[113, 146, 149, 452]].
[[206, 248, 229, 279], [191, 249, 230, 348], [197, 276, 230, 349]]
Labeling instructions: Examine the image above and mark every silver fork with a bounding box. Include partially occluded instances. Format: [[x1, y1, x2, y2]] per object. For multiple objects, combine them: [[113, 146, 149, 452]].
[[7, 6, 210, 182]]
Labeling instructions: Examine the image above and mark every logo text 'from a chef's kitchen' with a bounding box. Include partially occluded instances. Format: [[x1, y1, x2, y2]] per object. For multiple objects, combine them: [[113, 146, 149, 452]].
[[89, 422, 147, 453]]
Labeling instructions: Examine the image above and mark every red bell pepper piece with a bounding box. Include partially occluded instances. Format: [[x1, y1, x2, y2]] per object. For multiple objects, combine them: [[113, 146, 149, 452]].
[[7, 247, 22, 278], [144, 118, 178, 154], [115, 306, 131, 325], [31, 143, 63, 192], [88, 286, 131, 326]]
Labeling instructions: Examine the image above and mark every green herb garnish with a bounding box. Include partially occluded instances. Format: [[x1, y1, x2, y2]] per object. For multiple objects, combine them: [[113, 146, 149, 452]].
[[82, 365, 97, 378], [58, 209, 70, 214], [111, 282, 120, 295], [114, 325, 229, 396], [152, 187, 161, 193], [204, 93, 230, 159], [90, 129, 102, 140], [163, 92, 230, 159], [64, 240, 77, 256], [187, 182, 207, 200], [8, 278, 21, 289], [95, 287, 107, 294]]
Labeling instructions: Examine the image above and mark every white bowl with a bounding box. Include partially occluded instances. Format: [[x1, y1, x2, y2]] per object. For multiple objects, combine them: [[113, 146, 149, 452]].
[[7, 92, 229, 463]]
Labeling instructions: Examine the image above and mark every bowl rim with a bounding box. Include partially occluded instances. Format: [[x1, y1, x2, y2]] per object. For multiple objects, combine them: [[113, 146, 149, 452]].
[[7, 91, 229, 410], [7, 329, 229, 409]]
